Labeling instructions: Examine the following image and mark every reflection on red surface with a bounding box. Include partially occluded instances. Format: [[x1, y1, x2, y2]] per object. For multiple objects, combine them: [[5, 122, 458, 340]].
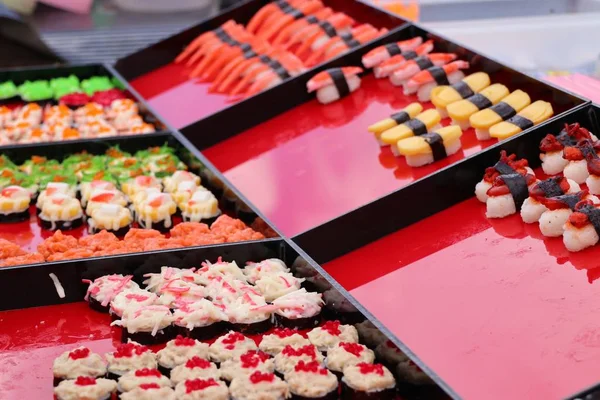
[[204, 75, 497, 236], [324, 197, 600, 399]]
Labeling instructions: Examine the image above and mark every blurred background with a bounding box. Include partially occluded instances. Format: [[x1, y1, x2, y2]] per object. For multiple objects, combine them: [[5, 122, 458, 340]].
[[2, 0, 600, 98]]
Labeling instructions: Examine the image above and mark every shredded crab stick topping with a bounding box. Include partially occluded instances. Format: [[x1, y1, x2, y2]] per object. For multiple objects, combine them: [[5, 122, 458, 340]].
[[307, 67, 362, 92], [362, 37, 423, 69]]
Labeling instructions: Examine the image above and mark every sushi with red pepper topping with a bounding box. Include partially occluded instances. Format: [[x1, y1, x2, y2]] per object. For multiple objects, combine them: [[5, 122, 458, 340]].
[[539, 123, 595, 176], [174, 377, 229, 400], [520, 177, 581, 224], [52, 347, 107, 386], [537, 191, 599, 237], [156, 335, 209, 377], [563, 200, 600, 252], [475, 151, 534, 204], [341, 362, 396, 400], [562, 139, 600, 184]]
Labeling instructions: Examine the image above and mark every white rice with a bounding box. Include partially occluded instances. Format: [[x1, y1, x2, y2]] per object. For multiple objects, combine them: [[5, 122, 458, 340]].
[[485, 194, 516, 219], [436, 107, 449, 119], [563, 223, 599, 252], [415, 71, 465, 102], [539, 208, 572, 237], [520, 197, 547, 224], [475, 180, 492, 203], [563, 160, 589, 184], [567, 179, 582, 193], [316, 75, 361, 105], [586, 175, 600, 195], [540, 151, 568, 176], [389, 74, 407, 87], [475, 128, 491, 141], [451, 118, 471, 131], [405, 139, 462, 167]]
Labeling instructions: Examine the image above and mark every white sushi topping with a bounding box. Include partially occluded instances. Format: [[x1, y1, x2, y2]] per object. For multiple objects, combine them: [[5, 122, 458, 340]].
[[272, 289, 323, 319], [176, 180, 197, 193]]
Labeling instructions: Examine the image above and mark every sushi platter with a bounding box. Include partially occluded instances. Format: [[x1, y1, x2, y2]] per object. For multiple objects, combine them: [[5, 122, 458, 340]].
[[3, 0, 600, 399]]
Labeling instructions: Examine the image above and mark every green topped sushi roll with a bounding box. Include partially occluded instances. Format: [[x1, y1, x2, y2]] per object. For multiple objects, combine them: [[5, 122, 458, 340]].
[[0, 81, 19, 102], [0, 155, 16, 170], [134, 144, 176, 160], [51, 75, 81, 99], [81, 76, 114, 96], [105, 146, 131, 160], [69, 156, 107, 180], [19, 80, 54, 102], [19, 156, 56, 175], [0, 168, 25, 188]]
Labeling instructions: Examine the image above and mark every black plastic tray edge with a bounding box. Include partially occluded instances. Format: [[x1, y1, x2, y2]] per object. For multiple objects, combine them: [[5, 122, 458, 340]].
[[293, 101, 593, 264]]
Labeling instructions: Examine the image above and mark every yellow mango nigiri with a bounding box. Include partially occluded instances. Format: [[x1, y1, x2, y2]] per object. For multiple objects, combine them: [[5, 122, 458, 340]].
[[396, 125, 463, 167], [470, 90, 531, 140], [447, 83, 509, 130], [368, 103, 423, 145], [380, 109, 441, 156], [430, 72, 491, 118], [489, 100, 554, 140]]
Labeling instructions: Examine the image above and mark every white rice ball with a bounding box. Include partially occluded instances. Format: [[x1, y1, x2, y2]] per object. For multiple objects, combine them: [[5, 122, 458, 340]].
[[563, 223, 599, 252], [520, 197, 547, 224], [475, 180, 492, 203], [540, 151, 568, 176], [563, 160, 589, 184], [566, 179, 581, 193], [450, 118, 470, 131], [539, 208, 572, 237], [586, 175, 600, 195], [475, 128, 491, 141], [486, 194, 516, 218]]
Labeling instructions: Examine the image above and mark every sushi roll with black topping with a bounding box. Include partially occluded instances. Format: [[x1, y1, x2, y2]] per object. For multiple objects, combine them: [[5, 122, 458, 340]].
[[54, 377, 117, 400], [112, 305, 175, 345], [170, 357, 220, 386], [285, 360, 339, 400], [307, 67, 363, 105], [259, 328, 310, 356], [374, 340, 410, 369], [341, 363, 396, 400], [230, 371, 290, 400], [38, 193, 84, 230], [116, 368, 171, 393], [105, 342, 157, 380], [52, 347, 107, 386], [172, 299, 228, 340], [520, 177, 580, 224], [0, 185, 31, 223], [174, 378, 229, 400], [273, 289, 323, 329], [156, 335, 210, 377]]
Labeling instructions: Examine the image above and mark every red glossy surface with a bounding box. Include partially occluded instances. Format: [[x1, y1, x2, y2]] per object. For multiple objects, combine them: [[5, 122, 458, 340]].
[[324, 197, 600, 400], [204, 75, 496, 236]]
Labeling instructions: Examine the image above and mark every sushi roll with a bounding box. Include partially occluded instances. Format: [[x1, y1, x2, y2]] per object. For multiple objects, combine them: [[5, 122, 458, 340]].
[[470, 90, 531, 140], [136, 192, 177, 232], [255, 271, 305, 302], [157, 279, 206, 308], [540, 123, 595, 176], [85, 189, 128, 214], [120, 384, 176, 400], [109, 288, 158, 321], [53, 348, 107, 386], [341, 363, 396, 400], [273, 288, 323, 329], [195, 258, 247, 284], [87, 204, 133, 236], [563, 200, 600, 252], [447, 83, 509, 130], [179, 188, 221, 225], [520, 177, 580, 224], [379, 109, 442, 155], [83, 274, 139, 313], [80, 180, 117, 207], [219, 350, 275, 383], [172, 182, 203, 206], [259, 328, 311, 356], [395, 125, 463, 167], [563, 140, 600, 184], [274, 344, 324, 376], [230, 371, 290, 400], [474, 151, 534, 203], [225, 294, 275, 334], [54, 377, 117, 400], [403, 60, 469, 102], [355, 320, 388, 349], [430, 72, 491, 118], [489, 100, 554, 140], [172, 299, 228, 340], [244, 258, 290, 284], [285, 360, 339, 400], [116, 368, 172, 393], [395, 360, 434, 385], [156, 335, 210, 377], [35, 182, 76, 213], [173, 378, 228, 400], [0, 185, 31, 223], [485, 169, 537, 219], [163, 170, 201, 194], [111, 305, 175, 345], [105, 342, 157, 380], [143, 267, 199, 293], [371, 40, 434, 79], [367, 103, 423, 146], [307, 320, 359, 353], [208, 331, 258, 364], [170, 357, 220, 386], [325, 342, 375, 379], [538, 191, 594, 237], [361, 37, 423, 69], [307, 67, 363, 105], [15, 103, 43, 125], [375, 340, 410, 368]]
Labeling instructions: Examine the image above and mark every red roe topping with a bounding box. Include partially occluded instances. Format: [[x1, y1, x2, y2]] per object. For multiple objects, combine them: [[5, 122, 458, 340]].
[[249, 371, 275, 384], [282, 345, 316, 358], [240, 351, 271, 369], [185, 357, 211, 369], [273, 328, 298, 338], [295, 360, 328, 375], [139, 383, 161, 390], [340, 342, 364, 357], [75, 376, 96, 386], [69, 348, 90, 360], [59, 92, 90, 107], [174, 335, 197, 347], [135, 368, 162, 377], [222, 332, 246, 350], [185, 378, 219, 393], [358, 362, 384, 376], [92, 89, 127, 107], [114, 343, 150, 358], [321, 320, 341, 336]]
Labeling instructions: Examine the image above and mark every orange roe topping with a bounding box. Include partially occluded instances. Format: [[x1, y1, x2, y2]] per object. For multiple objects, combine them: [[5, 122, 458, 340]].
[[113, 343, 150, 358], [340, 342, 364, 357], [185, 378, 219, 393], [282, 345, 316, 358], [358, 362, 384, 376], [272, 328, 298, 338], [174, 335, 197, 347], [222, 332, 246, 350], [69, 348, 90, 360], [240, 351, 270, 369], [135, 368, 162, 377], [75, 376, 96, 386], [185, 357, 211, 369], [139, 383, 160, 390], [321, 321, 341, 336], [249, 371, 275, 384], [295, 360, 328, 375]]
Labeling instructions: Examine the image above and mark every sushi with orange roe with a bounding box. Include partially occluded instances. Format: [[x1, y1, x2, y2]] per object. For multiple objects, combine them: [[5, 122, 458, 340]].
[[307, 67, 363, 104]]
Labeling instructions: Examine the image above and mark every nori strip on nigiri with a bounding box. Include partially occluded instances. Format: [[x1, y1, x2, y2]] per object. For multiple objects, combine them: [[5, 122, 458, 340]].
[[423, 132, 447, 161], [468, 93, 492, 110], [428, 66, 450, 85], [404, 119, 427, 136], [537, 177, 565, 198], [328, 69, 351, 98], [507, 115, 534, 130], [491, 102, 517, 120]]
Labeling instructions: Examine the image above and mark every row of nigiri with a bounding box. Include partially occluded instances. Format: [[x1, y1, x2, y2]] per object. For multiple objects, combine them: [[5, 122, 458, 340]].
[[475, 150, 600, 252]]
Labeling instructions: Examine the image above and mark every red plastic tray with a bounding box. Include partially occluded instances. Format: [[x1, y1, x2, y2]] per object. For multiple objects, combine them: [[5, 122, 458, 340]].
[[323, 195, 600, 400], [202, 74, 497, 236]]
